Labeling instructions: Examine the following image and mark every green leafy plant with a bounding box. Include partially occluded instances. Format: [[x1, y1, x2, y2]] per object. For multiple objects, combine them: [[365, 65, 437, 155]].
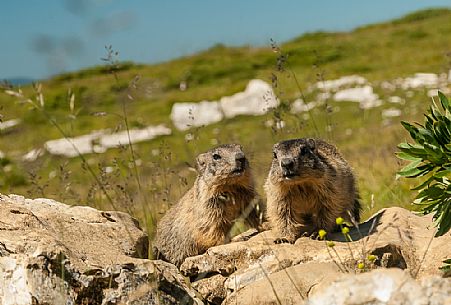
[[397, 92, 450, 237]]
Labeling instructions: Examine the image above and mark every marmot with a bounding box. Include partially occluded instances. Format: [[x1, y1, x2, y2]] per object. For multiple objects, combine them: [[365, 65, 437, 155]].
[[264, 138, 361, 243], [154, 144, 262, 266]]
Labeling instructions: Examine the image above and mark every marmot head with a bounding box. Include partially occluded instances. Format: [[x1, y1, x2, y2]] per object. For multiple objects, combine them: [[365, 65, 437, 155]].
[[268, 138, 328, 184], [196, 144, 251, 187]]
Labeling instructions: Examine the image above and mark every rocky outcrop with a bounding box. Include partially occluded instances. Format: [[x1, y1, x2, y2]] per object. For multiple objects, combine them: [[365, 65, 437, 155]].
[[0, 194, 201, 305], [170, 101, 224, 131], [170, 79, 279, 131], [1, 194, 449, 305], [25, 124, 172, 159], [181, 207, 451, 304], [225, 267, 450, 305]]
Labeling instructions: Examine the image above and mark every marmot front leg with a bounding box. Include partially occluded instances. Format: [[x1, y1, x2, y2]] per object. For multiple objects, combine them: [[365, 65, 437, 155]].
[[272, 208, 302, 244]]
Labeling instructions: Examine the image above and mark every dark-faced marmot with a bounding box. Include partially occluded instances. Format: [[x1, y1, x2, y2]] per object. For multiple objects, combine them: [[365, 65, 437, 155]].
[[264, 138, 360, 243], [154, 144, 262, 266]]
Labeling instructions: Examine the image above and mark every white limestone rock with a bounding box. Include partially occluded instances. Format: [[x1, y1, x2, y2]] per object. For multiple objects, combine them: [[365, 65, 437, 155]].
[[43, 125, 171, 158], [170, 101, 224, 131], [22, 148, 45, 162], [382, 108, 402, 118], [316, 75, 367, 91], [388, 96, 404, 104], [333, 85, 382, 109], [99, 124, 171, 148], [401, 73, 438, 89], [44, 130, 106, 158], [291, 99, 317, 113], [0, 119, 21, 132], [220, 79, 279, 118]]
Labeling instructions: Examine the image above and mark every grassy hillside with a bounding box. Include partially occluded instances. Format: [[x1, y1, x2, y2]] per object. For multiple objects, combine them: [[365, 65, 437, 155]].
[[1, 8, 450, 240]]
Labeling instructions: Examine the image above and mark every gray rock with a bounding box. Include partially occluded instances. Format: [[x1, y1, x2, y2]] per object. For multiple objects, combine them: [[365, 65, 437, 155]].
[[170, 101, 224, 131], [0, 194, 201, 305], [181, 207, 451, 303], [219, 79, 279, 118], [333, 85, 382, 109], [307, 269, 451, 305], [0, 119, 21, 133], [316, 75, 367, 91], [401, 73, 438, 89], [170, 79, 278, 131], [99, 124, 171, 148]]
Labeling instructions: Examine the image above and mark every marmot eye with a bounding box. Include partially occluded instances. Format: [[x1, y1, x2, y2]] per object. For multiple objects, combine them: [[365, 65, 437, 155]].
[[212, 153, 221, 160], [273, 152, 278, 159], [300, 147, 308, 155]]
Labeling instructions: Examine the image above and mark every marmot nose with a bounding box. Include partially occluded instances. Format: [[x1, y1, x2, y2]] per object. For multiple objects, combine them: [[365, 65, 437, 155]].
[[235, 153, 246, 169], [280, 158, 295, 170]]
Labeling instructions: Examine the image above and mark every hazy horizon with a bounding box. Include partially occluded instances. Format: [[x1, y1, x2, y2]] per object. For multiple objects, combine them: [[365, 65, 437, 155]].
[[1, 0, 450, 80]]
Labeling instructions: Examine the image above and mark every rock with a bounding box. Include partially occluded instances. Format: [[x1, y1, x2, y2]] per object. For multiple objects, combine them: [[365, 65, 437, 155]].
[[307, 269, 451, 305], [0, 119, 21, 133], [382, 108, 402, 118], [381, 81, 396, 91], [333, 85, 382, 109], [99, 124, 171, 148], [401, 73, 439, 89], [170, 101, 224, 131], [388, 96, 404, 104], [192, 274, 227, 305], [43, 125, 171, 158], [316, 75, 367, 91], [0, 194, 202, 305], [44, 130, 107, 157], [220, 79, 279, 118], [170, 79, 278, 131], [291, 99, 317, 113], [427, 88, 451, 98], [22, 148, 45, 162], [181, 207, 451, 303], [224, 262, 342, 305]]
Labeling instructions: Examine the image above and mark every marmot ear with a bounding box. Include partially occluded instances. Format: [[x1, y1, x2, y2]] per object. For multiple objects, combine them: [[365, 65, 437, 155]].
[[195, 153, 207, 173], [307, 138, 316, 150]]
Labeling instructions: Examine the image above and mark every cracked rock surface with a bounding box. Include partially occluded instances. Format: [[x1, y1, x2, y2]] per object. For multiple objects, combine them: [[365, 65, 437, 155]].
[[1, 193, 449, 305], [0, 194, 202, 305], [181, 207, 451, 304]]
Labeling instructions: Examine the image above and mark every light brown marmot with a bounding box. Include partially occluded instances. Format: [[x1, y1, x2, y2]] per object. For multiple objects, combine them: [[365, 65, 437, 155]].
[[264, 138, 361, 243], [154, 144, 262, 266]]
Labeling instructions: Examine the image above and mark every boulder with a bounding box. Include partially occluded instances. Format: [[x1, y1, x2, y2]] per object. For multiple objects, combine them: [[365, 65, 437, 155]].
[[99, 124, 171, 148], [41, 125, 171, 158], [181, 207, 451, 304], [382, 108, 402, 118], [44, 130, 107, 157], [306, 268, 450, 305], [0, 194, 202, 305], [291, 99, 317, 113], [316, 75, 367, 91], [333, 85, 382, 109], [219, 79, 279, 118], [170, 79, 278, 131], [0, 119, 21, 133], [401, 73, 439, 89], [224, 263, 450, 305], [170, 101, 224, 131]]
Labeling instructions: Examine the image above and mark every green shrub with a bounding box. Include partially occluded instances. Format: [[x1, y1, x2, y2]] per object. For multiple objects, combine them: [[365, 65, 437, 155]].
[[397, 92, 450, 236]]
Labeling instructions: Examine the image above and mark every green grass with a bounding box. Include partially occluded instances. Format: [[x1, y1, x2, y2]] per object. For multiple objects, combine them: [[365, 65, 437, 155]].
[[0, 8, 450, 240]]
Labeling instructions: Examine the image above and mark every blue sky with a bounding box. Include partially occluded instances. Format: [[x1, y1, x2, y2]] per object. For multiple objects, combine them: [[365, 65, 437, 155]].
[[1, 0, 450, 80]]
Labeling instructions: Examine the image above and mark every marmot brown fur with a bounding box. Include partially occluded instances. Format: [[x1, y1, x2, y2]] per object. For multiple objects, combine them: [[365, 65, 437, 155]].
[[264, 138, 360, 243], [154, 144, 262, 266]]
